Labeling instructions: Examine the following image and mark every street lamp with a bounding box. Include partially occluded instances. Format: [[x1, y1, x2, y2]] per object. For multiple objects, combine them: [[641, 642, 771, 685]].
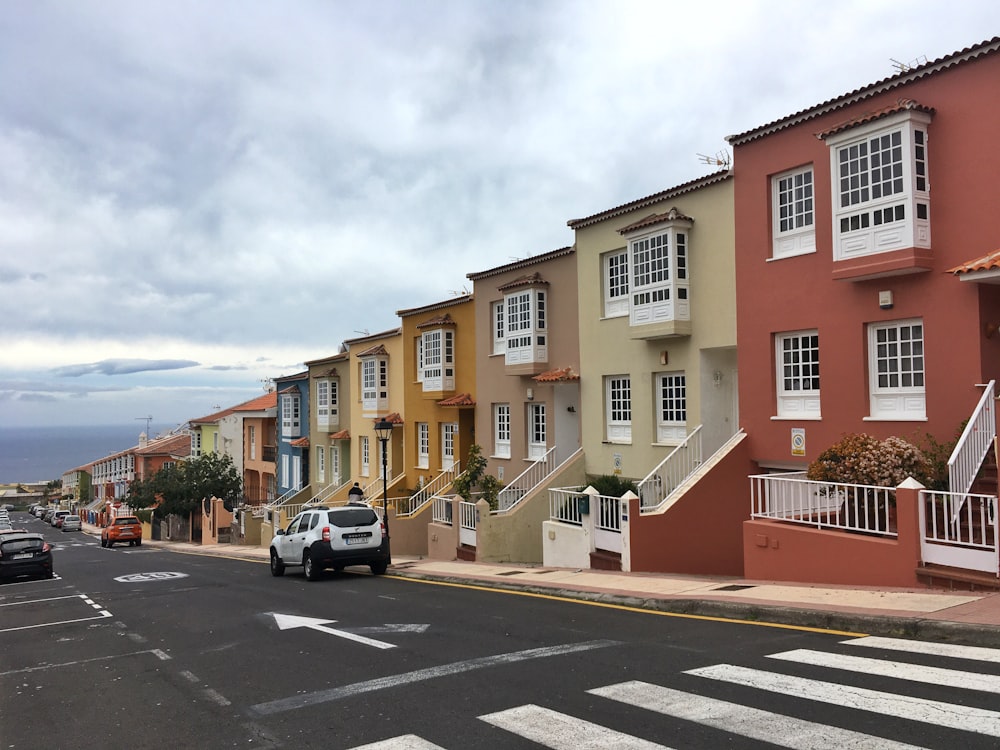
[[373, 418, 393, 564]]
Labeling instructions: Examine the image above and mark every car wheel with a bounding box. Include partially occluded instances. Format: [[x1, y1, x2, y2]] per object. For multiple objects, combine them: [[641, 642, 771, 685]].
[[135, 538, 141, 546], [107, 540, 114, 549], [369, 560, 388, 575], [269, 550, 285, 577], [303, 550, 322, 581], [100, 537, 106, 548]]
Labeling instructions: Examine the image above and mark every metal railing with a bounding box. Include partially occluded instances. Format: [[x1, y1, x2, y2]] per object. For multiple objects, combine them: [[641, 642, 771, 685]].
[[637, 426, 702, 511], [459, 500, 477, 547], [496, 446, 557, 513], [920, 490, 998, 575], [948, 380, 996, 497], [395, 462, 462, 518], [548, 488, 583, 526], [596, 495, 623, 533], [432, 495, 453, 525], [750, 472, 897, 536]]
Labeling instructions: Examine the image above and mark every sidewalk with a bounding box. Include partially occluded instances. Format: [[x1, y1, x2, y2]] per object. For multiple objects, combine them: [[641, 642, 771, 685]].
[[94, 524, 1000, 647]]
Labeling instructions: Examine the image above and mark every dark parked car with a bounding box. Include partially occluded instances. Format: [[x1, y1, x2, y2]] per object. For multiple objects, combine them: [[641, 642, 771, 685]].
[[0, 532, 54, 582]]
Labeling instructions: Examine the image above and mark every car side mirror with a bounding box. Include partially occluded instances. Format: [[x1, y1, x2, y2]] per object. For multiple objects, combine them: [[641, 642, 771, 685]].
[[275, 528, 285, 536]]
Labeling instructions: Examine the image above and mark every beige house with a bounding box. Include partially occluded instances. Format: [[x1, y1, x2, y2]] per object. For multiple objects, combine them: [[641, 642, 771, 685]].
[[305, 349, 352, 499], [568, 171, 737, 484]]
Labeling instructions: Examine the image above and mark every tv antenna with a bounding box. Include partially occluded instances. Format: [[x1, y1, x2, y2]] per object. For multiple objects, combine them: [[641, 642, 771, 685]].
[[697, 150, 731, 169], [136, 415, 153, 434], [890, 55, 927, 73]]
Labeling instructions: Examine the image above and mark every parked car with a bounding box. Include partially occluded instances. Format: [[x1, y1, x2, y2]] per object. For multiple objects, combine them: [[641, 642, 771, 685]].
[[42, 508, 57, 523], [269, 504, 390, 580], [0, 532, 53, 582], [101, 516, 143, 548], [60, 515, 82, 532], [51, 510, 70, 528]]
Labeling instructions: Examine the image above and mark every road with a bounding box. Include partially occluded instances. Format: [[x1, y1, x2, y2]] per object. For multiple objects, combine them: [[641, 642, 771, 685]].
[[3, 510, 1000, 749]]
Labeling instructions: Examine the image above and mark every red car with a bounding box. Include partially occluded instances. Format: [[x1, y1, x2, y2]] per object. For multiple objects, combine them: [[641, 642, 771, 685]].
[[101, 516, 143, 548]]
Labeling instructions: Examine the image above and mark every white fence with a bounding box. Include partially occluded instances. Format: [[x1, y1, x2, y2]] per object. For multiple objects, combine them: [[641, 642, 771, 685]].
[[432, 495, 453, 525], [948, 380, 996, 497], [459, 501, 477, 547], [496, 446, 556, 512], [395, 463, 462, 518], [920, 490, 999, 575], [750, 472, 897, 536], [549, 488, 583, 526], [547, 488, 624, 554], [637, 426, 702, 511]]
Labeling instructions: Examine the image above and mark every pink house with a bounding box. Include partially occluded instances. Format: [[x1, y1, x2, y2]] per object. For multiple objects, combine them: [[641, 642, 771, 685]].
[[728, 38, 1000, 587]]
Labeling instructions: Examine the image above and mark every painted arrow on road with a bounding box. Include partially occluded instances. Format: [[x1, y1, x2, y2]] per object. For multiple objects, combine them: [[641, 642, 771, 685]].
[[271, 614, 429, 649]]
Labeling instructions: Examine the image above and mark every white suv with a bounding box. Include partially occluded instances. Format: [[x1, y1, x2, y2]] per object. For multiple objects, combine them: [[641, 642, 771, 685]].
[[269, 504, 390, 581]]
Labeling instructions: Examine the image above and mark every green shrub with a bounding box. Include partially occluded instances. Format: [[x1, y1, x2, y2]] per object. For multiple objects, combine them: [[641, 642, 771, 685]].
[[807, 433, 933, 487], [586, 474, 637, 497]]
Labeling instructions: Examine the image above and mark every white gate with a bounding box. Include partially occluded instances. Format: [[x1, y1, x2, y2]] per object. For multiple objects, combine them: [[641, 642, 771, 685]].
[[920, 490, 999, 576]]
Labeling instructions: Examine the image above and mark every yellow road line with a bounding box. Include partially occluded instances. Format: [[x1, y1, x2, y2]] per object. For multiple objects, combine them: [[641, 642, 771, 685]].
[[389, 575, 869, 637]]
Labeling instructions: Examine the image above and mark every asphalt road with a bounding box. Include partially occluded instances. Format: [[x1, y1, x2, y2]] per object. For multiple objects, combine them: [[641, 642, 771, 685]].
[[3, 511, 1000, 749]]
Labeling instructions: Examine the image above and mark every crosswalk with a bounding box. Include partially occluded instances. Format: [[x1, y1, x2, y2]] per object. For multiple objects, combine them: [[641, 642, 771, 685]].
[[348, 636, 1000, 749]]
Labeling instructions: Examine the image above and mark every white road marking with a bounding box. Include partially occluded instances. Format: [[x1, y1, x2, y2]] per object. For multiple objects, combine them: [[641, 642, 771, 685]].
[[589, 680, 927, 749], [0, 610, 112, 633], [770, 648, 1000, 694], [202, 687, 231, 706], [0, 649, 171, 676], [348, 736, 446, 749], [271, 613, 395, 650], [846, 635, 1000, 663], [479, 704, 669, 749], [687, 664, 1000, 737], [248, 639, 620, 716]]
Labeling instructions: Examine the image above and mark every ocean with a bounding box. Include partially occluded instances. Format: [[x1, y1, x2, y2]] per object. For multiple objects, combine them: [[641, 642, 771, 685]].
[[0, 424, 176, 484]]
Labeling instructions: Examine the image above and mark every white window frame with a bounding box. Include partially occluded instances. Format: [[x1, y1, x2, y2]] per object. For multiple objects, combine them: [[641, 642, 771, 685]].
[[494, 403, 511, 458], [316, 380, 330, 429], [281, 393, 301, 438], [656, 372, 688, 443], [292, 455, 302, 490], [627, 223, 690, 327], [774, 331, 821, 418], [361, 435, 370, 477], [421, 329, 455, 391], [771, 166, 816, 259], [441, 423, 457, 470], [281, 454, 290, 489], [249, 425, 257, 461], [825, 109, 932, 261], [867, 319, 926, 421], [416, 336, 424, 383], [504, 289, 547, 366], [605, 375, 632, 443], [603, 249, 629, 318], [328, 378, 339, 427], [361, 357, 388, 413], [417, 423, 430, 469], [316, 444, 326, 483], [491, 300, 506, 355], [330, 444, 341, 486], [527, 403, 546, 459]]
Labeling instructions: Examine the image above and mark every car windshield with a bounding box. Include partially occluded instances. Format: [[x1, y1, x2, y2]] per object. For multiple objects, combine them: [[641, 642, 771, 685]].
[[327, 508, 379, 527], [65, 516, 80, 522], [115, 518, 139, 525]]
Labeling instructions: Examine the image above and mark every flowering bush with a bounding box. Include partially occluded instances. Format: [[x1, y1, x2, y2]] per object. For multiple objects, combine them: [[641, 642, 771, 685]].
[[807, 433, 933, 488]]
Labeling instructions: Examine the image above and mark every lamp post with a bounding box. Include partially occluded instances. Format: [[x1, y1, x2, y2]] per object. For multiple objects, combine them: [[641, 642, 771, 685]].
[[373, 418, 393, 563]]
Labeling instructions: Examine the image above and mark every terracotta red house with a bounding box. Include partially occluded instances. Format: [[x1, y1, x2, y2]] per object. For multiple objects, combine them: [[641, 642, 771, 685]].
[[727, 37, 1000, 588]]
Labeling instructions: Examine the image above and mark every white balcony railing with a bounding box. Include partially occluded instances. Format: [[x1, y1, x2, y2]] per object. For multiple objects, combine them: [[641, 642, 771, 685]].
[[948, 380, 996, 498], [637, 426, 702, 511], [750, 473, 897, 537], [496, 446, 557, 513]]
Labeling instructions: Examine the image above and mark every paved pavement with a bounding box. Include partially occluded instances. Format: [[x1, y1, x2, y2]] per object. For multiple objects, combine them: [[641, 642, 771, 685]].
[[83, 522, 1000, 647]]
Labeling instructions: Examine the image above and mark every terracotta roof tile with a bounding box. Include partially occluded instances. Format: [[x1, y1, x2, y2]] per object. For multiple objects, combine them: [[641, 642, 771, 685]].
[[534, 367, 580, 383], [356, 343, 389, 358], [373, 413, 404, 426], [290, 437, 310, 448], [234, 391, 278, 411], [467, 246, 575, 281], [438, 393, 476, 407], [135, 433, 191, 456], [416, 313, 457, 330], [727, 37, 1000, 146], [397, 294, 473, 317], [329, 429, 351, 440], [948, 249, 1000, 275], [497, 272, 549, 292], [618, 207, 693, 235], [817, 98, 934, 140]]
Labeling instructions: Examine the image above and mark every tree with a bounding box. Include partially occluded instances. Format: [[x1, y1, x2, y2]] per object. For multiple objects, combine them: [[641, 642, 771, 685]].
[[451, 444, 502, 510], [131, 454, 243, 518]]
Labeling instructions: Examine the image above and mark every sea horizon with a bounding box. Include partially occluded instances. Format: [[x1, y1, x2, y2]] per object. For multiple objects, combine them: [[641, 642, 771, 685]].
[[0, 423, 179, 485]]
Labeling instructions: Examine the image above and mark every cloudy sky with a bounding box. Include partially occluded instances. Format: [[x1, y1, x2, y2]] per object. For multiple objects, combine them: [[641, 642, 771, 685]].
[[1, 1, 997, 429]]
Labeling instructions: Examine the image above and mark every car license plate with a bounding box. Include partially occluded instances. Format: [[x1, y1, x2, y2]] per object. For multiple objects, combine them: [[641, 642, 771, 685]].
[[13, 552, 33, 559], [344, 537, 366, 545]]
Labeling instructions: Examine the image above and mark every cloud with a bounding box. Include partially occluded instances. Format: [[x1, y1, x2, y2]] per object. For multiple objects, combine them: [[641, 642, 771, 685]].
[[52, 359, 200, 377]]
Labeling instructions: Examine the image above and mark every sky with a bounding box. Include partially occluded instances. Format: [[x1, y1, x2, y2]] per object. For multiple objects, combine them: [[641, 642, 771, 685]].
[[1, 1, 998, 430]]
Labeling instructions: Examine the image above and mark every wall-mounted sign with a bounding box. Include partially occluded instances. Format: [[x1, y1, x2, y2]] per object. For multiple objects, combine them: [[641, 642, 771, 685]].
[[791, 428, 806, 457]]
